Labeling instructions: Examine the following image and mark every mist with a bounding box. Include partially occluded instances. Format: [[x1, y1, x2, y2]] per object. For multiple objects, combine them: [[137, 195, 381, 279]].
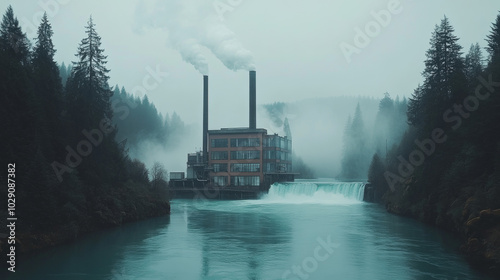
[[126, 124, 200, 176], [262, 96, 381, 178]]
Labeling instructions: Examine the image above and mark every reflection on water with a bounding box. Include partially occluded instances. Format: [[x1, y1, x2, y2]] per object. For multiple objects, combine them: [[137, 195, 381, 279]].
[[2, 186, 496, 280], [187, 207, 292, 280]]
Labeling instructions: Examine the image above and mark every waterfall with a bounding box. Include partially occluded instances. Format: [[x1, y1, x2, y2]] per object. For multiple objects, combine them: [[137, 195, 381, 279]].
[[262, 181, 366, 204]]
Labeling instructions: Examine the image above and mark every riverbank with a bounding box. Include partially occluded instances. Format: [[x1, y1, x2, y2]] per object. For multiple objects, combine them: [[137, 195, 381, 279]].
[[382, 186, 500, 277], [0, 196, 170, 256], [2, 188, 494, 280]]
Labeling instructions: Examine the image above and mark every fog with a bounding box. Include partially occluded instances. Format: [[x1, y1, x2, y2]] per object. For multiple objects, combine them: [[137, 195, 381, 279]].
[[261, 96, 381, 177], [127, 125, 200, 175]]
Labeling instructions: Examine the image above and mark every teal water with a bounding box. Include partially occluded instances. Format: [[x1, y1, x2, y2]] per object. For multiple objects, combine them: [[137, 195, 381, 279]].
[[3, 181, 494, 279]]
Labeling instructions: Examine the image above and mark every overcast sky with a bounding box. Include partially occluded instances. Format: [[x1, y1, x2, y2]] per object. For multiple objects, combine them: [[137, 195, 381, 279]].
[[4, 0, 500, 129]]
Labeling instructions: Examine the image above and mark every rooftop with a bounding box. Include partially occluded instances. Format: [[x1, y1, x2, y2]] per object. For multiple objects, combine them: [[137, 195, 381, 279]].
[[208, 128, 268, 135]]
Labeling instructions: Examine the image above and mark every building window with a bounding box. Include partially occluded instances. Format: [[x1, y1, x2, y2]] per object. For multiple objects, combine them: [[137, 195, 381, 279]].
[[231, 176, 260, 186], [264, 136, 279, 148], [213, 176, 228, 186], [231, 138, 260, 147], [263, 150, 282, 160], [213, 163, 228, 172], [211, 151, 228, 160], [211, 138, 228, 148], [277, 163, 288, 172], [231, 163, 260, 172], [264, 150, 273, 160], [230, 150, 260, 160], [264, 163, 276, 173]]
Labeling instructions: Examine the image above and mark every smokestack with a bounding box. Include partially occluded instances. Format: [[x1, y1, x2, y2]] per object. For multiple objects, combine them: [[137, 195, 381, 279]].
[[203, 75, 208, 163], [249, 70, 256, 129]]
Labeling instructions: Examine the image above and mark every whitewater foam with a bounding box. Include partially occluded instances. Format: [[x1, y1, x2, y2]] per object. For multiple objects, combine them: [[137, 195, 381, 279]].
[[259, 182, 365, 205]]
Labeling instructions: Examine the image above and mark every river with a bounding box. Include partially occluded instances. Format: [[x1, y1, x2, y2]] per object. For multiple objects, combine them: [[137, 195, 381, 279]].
[[4, 180, 494, 279]]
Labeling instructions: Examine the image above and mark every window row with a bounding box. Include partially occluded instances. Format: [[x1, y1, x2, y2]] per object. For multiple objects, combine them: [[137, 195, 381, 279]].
[[211, 151, 228, 160], [231, 150, 260, 160], [263, 150, 291, 161], [212, 176, 260, 186], [210, 138, 261, 148], [231, 163, 260, 172], [212, 176, 228, 186], [210, 150, 261, 160], [213, 163, 228, 172], [263, 136, 291, 150], [231, 176, 260, 186], [211, 138, 228, 148], [212, 164, 261, 173], [264, 163, 292, 173], [231, 138, 260, 147]]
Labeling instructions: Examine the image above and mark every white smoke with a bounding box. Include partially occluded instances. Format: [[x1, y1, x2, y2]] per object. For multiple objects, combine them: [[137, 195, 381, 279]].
[[135, 0, 255, 74]]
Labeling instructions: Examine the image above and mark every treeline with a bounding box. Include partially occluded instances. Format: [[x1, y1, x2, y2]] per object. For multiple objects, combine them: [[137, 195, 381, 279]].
[[368, 14, 500, 272], [340, 95, 408, 179], [109, 86, 186, 152], [0, 6, 169, 253]]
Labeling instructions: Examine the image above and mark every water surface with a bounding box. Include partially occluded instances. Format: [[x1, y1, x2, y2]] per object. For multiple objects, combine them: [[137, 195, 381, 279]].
[[3, 181, 493, 279]]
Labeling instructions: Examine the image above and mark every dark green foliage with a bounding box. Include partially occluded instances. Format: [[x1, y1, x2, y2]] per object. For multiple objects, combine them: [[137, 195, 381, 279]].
[[110, 86, 186, 150], [464, 43, 484, 86], [368, 153, 387, 200], [0, 7, 170, 252], [0, 5, 29, 64], [408, 17, 466, 130], [66, 16, 113, 129], [378, 16, 500, 271], [487, 13, 500, 69]]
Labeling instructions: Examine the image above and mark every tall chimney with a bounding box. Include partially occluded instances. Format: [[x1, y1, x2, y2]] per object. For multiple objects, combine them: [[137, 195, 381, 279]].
[[203, 75, 208, 163], [249, 70, 256, 130]]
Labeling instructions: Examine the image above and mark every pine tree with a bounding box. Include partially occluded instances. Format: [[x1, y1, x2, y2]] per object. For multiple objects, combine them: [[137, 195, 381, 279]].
[[0, 6, 35, 162], [408, 16, 465, 129], [464, 43, 484, 86], [423, 16, 464, 99], [66, 16, 112, 129], [0, 5, 30, 64], [407, 85, 425, 126], [32, 13, 63, 159], [486, 12, 500, 72]]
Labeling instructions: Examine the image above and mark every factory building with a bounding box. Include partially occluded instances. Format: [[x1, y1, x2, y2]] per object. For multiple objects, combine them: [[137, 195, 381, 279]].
[[208, 128, 293, 187], [171, 70, 294, 193]]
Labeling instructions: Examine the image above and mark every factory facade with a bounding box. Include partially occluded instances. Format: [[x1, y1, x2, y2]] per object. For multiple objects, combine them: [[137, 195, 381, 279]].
[[171, 70, 294, 192], [207, 128, 293, 187]]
